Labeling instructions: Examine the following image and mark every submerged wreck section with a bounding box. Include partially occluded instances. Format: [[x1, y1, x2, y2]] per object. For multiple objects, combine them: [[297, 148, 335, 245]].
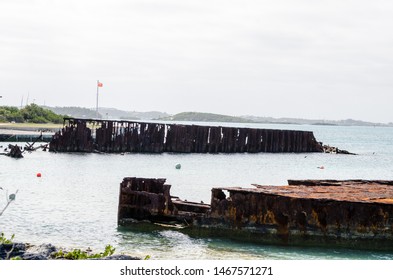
[[49, 117, 326, 153], [118, 177, 393, 251]]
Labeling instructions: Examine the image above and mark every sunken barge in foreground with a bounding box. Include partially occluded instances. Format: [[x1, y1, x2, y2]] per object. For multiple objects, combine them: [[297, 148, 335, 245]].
[[118, 177, 393, 251], [48, 117, 350, 154]]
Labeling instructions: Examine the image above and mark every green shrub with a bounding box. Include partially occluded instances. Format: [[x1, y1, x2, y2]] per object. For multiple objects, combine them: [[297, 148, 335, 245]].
[[0, 233, 15, 244], [53, 244, 116, 260], [0, 104, 65, 124]]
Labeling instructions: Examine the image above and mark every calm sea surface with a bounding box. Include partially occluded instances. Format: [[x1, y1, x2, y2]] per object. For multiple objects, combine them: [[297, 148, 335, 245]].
[[1, 123, 393, 259]]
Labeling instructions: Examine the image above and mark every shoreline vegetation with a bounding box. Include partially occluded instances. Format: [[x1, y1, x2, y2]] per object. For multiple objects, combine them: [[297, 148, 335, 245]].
[[0, 104, 65, 124], [0, 123, 62, 134]]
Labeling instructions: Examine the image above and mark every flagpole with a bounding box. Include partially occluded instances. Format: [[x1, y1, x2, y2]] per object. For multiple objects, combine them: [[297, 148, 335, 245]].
[[96, 80, 99, 119]]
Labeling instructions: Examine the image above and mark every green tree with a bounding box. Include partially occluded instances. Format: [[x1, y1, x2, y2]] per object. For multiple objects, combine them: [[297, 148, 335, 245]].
[[0, 104, 65, 124]]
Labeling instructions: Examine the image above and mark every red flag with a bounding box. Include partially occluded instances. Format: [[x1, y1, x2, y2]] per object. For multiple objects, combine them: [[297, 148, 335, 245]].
[[97, 82, 103, 87]]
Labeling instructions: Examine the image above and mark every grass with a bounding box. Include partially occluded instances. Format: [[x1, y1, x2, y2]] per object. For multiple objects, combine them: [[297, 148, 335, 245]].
[[0, 123, 63, 129]]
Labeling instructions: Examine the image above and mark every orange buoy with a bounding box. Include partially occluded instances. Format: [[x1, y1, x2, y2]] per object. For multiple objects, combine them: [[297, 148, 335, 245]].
[[36, 173, 42, 177]]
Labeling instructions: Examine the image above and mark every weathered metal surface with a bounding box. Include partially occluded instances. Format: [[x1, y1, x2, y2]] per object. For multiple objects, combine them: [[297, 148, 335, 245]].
[[49, 118, 94, 152], [49, 117, 327, 154], [250, 181, 393, 204], [118, 177, 210, 226], [118, 177, 393, 250], [287, 179, 393, 186]]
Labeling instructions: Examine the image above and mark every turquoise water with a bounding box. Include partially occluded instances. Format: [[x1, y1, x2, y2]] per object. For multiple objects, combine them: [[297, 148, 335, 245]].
[[1, 123, 393, 259]]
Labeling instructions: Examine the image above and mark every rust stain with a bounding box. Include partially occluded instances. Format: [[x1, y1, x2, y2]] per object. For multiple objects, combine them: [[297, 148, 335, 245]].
[[251, 181, 393, 204], [264, 210, 276, 225]]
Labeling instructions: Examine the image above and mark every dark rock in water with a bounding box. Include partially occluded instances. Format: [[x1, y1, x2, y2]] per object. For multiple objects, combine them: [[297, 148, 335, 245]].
[[0, 242, 26, 259], [23, 243, 57, 260], [8, 144, 24, 158], [93, 255, 141, 260], [322, 144, 355, 155], [0, 242, 140, 260], [23, 253, 49, 260], [0, 243, 57, 260]]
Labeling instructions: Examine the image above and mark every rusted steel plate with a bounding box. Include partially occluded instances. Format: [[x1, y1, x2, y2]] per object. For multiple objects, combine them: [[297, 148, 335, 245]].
[[50, 118, 347, 154], [247, 181, 393, 204]]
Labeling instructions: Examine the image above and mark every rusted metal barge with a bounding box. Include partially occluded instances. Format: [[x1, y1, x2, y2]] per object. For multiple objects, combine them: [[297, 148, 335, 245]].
[[118, 177, 393, 250], [49, 117, 333, 154]]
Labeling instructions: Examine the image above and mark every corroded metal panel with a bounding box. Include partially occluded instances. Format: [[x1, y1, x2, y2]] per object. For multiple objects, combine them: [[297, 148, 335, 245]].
[[50, 118, 331, 154]]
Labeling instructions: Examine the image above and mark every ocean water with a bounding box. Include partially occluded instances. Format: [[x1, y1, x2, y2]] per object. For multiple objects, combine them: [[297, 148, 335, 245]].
[[1, 123, 393, 260]]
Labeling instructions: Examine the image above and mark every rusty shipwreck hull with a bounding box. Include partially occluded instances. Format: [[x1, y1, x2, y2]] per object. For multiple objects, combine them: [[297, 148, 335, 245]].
[[49, 117, 327, 154], [118, 177, 393, 250]]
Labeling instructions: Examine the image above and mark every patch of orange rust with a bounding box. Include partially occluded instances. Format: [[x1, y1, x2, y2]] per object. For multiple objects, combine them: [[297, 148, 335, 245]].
[[247, 182, 393, 204], [310, 210, 320, 227], [264, 210, 276, 225], [375, 198, 393, 204], [229, 206, 237, 221], [249, 214, 258, 224]]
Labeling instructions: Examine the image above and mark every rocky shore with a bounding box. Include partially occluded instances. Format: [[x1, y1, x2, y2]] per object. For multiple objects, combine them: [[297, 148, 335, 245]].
[[0, 243, 140, 260]]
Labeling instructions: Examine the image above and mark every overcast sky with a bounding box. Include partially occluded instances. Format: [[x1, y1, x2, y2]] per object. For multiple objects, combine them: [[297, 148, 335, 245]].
[[1, 0, 393, 123]]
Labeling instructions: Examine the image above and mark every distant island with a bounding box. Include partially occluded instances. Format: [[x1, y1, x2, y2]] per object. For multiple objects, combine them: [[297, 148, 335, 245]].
[[160, 112, 252, 123], [241, 115, 391, 127], [1, 105, 392, 127]]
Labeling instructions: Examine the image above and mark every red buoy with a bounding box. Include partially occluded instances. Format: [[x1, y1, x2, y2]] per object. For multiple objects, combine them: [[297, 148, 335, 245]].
[[36, 173, 42, 177]]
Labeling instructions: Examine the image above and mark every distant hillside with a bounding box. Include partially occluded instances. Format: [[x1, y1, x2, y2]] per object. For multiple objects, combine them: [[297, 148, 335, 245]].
[[164, 112, 254, 123], [44, 106, 170, 120], [242, 115, 391, 127], [44, 106, 102, 119], [98, 108, 170, 120], [43, 106, 392, 127], [166, 112, 391, 127]]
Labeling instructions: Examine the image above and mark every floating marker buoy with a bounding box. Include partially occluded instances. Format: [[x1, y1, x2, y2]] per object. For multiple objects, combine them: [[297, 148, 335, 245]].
[[175, 164, 181, 170], [36, 172, 42, 177]]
